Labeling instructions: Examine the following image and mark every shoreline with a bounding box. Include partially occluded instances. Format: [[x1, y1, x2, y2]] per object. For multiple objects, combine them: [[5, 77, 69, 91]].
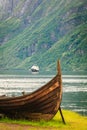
[[0, 110, 87, 130]]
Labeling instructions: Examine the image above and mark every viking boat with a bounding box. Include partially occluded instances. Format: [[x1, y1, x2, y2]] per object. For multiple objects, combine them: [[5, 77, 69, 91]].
[[0, 60, 65, 123]]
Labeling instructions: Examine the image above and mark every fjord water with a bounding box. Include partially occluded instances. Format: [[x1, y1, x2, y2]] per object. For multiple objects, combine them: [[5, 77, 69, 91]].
[[0, 74, 87, 116]]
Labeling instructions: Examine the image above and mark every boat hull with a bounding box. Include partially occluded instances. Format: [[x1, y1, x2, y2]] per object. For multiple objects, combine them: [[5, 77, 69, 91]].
[[0, 61, 62, 121]]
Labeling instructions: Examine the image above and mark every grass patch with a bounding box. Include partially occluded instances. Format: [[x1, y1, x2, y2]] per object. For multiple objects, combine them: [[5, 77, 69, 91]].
[[0, 110, 87, 130]]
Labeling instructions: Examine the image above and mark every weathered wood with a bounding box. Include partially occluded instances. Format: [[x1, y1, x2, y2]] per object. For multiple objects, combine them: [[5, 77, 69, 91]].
[[0, 60, 65, 123], [59, 106, 66, 124]]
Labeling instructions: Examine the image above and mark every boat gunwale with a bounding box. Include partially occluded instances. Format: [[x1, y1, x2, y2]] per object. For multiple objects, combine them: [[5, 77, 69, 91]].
[[0, 85, 61, 109], [0, 74, 59, 101], [0, 60, 65, 122]]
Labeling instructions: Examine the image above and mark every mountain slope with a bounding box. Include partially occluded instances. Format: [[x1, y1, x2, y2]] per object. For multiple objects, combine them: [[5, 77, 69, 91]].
[[0, 0, 87, 73]]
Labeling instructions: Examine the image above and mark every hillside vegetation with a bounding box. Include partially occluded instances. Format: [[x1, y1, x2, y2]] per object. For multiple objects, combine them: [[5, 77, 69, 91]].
[[0, 0, 87, 74]]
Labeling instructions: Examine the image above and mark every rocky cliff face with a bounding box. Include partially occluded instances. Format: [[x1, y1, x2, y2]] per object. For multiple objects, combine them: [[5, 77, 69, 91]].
[[0, 0, 42, 20], [0, 0, 43, 45], [0, 0, 16, 19]]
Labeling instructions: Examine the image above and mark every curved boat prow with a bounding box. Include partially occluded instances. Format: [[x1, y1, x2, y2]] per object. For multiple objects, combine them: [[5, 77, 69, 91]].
[[57, 60, 62, 86], [57, 60, 61, 74], [57, 60, 66, 124], [0, 60, 65, 124]]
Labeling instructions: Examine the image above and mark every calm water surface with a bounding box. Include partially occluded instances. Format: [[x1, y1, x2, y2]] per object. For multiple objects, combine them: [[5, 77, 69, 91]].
[[0, 74, 87, 116]]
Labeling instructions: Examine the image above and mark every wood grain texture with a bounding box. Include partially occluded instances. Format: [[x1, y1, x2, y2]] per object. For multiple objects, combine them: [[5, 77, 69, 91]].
[[0, 60, 63, 121]]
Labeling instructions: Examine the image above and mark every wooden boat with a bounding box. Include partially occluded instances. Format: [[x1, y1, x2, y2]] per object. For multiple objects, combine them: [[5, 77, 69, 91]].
[[0, 60, 65, 123]]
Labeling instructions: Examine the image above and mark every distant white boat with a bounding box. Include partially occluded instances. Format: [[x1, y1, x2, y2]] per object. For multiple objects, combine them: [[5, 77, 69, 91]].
[[31, 65, 39, 72]]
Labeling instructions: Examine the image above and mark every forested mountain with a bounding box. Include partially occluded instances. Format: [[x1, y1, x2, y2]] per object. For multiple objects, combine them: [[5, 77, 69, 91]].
[[0, 0, 87, 74]]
